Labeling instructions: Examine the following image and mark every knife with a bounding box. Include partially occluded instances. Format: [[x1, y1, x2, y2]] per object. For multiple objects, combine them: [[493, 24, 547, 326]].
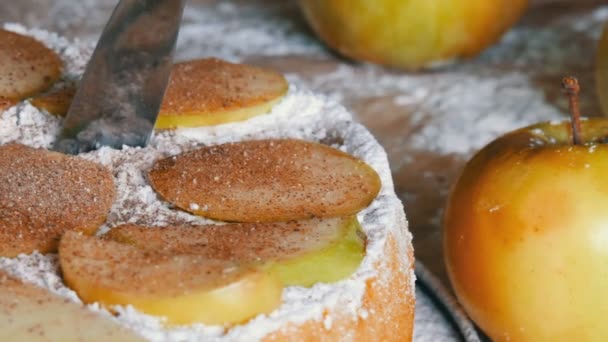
[[54, 0, 185, 154]]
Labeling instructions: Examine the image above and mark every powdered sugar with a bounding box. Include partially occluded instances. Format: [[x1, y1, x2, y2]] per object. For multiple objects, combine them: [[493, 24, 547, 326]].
[[477, 6, 608, 70], [289, 65, 563, 155], [0, 253, 78, 301], [0, 22, 91, 149], [177, 2, 325, 62], [407, 73, 561, 155], [0, 102, 60, 148], [0, 25, 412, 342], [83, 90, 408, 342]]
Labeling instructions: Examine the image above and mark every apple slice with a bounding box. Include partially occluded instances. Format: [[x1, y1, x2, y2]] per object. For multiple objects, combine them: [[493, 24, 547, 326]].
[[148, 139, 381, 222], [59, 231, 282, 326], [155, 58, 288, 129], [30, 83, 76, 117], [0, 96, 15, 112], [0, 29, 62, 101], [262, 217, 365, 287], [0, 143, 115, 256], [105, 216, 365, 287], [0, 270, 143, 342]]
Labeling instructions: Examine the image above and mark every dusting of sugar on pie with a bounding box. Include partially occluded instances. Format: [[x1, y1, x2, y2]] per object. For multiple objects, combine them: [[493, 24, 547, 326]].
[[0, 24, 413, 342]]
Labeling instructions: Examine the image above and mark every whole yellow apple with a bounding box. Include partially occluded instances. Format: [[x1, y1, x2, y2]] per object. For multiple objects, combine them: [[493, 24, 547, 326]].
[[298, 0, 528, 70], [444, 115, 608, 341]]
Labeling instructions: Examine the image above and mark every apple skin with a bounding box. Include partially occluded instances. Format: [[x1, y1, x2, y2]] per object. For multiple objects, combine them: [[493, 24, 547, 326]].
[[444, 119, 608, 341], [298, 0, 528, 70]]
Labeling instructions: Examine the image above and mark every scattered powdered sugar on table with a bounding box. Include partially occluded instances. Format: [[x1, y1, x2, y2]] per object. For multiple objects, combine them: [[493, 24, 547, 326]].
[[477, 5, 608, 71], [177, 1, 325, 62], [0, 26, 413, 342], [288, 65, 564, 155], [405, 73, 562, 155]]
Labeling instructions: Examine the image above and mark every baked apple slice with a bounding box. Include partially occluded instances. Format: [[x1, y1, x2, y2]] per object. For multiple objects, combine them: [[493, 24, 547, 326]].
[[0, 96, 15, 112], [155, 58, 288, 129], [105, 216, 365, 287], [0, 143, 115, 256], [30, 83, 76, 117], [0, 271, 143, 342], [59, 231, 282, 326], [148, 139, 381, 222], [0, 29, 62, 101]]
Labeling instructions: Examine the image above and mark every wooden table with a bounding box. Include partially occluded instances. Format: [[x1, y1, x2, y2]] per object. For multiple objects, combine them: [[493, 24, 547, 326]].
[[2, 0, 605, 288]]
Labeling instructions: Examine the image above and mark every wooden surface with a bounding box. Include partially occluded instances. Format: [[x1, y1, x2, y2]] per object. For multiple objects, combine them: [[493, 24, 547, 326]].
[[1, 0, 606, 288]]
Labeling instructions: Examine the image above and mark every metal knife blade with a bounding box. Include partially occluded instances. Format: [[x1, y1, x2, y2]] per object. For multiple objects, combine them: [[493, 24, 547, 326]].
[[54, 0, 185, 154]]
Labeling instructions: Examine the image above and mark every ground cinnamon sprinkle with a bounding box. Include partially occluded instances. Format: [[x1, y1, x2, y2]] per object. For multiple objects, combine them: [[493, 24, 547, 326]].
[[160, 58, 288, 116], [105, 218, 343, 261], [0, 22, 412, 342], [148, 139, 380, 222], [0, 29, 62, 100], [0, 143, 115, 256]]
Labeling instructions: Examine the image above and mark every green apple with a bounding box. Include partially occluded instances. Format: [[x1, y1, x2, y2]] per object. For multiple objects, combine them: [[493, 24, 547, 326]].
[[444, 114, 608, 341], [298, 0, 528, 70]]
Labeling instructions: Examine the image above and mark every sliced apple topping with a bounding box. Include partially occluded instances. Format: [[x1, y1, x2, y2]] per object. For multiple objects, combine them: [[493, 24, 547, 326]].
[[59, 231, 283, 326], [0, 96, 15, 112], [0, 271, 143, 342], [0, 143, 115, 256], [148, 139, 381, 222], [0, 29, 62, 101], [155, 58, 288, 129], [30, 83, 76, 117], [105, 216, 365, 287]]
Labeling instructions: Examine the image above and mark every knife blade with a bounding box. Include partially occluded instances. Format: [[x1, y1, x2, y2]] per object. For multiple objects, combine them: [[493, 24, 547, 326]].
[[54, 0, 185, 154]]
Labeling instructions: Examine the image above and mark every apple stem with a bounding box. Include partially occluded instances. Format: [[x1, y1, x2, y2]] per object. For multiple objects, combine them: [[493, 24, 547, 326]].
[[562, 76, 583, 145]]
